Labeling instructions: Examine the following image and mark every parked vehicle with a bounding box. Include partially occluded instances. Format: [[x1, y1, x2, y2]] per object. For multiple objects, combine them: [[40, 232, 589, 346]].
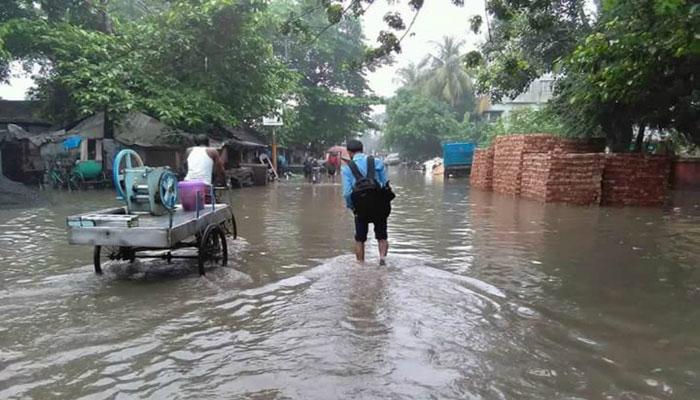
[[442, 142, 475, 178], [384, 153, 401, 166]]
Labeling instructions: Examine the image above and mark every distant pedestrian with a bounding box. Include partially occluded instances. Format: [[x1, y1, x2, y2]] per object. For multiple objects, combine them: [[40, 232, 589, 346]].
[[342, 139, 395, 264], [311, 158, 321, 184], [326, 152, 340, 183], [303, 157, 312, 180]]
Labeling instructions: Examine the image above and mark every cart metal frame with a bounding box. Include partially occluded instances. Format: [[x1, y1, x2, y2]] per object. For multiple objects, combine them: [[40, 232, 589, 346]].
[[67, 204, 237, 275]]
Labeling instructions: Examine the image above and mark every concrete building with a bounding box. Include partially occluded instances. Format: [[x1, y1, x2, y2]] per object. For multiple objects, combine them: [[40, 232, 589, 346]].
[[478, 75, 556, 121]]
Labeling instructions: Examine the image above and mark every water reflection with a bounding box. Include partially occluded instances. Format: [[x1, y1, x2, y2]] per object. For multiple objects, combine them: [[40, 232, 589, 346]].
[[0, 171, 699, 399]]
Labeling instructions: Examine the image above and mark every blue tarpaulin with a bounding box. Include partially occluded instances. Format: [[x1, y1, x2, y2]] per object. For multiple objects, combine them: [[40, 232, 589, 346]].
[[63, 135, 82, 150]]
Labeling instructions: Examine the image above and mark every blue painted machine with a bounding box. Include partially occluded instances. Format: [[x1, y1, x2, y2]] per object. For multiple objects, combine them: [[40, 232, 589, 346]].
[[113, 149, 178, 216]]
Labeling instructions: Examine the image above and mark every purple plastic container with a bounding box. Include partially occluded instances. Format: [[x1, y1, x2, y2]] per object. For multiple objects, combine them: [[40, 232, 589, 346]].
[[178, 180, 208, 211]]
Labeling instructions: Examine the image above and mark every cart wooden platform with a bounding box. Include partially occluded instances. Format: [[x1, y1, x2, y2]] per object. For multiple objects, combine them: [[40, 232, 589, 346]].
[[67, 204, 236, 275]]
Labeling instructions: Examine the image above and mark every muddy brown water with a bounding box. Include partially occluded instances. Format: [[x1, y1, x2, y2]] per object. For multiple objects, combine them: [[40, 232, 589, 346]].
[[1, 170, 699, 399]]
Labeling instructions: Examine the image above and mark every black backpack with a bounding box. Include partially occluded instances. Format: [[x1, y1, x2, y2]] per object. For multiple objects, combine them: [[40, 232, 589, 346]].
[[348, 156, 391, 220]]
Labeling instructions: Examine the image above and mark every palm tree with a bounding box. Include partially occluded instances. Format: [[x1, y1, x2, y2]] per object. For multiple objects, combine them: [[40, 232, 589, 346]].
[[393, 62, 425, 87], [419, 36, 473, 109]]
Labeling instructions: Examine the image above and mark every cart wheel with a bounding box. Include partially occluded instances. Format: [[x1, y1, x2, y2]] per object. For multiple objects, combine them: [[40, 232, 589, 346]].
[[222, 210, 237, 239], [93, 246, 134, 274], [198, 224, 228, 275], [113, 149, 144, 199]]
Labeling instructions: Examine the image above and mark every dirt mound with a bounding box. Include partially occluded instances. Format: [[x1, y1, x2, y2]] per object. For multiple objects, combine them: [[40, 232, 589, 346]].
[[0, 175, 38, 206]]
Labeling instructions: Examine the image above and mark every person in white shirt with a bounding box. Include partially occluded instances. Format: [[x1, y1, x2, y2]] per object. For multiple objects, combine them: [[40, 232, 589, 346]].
[[184, 135, 225, 186]]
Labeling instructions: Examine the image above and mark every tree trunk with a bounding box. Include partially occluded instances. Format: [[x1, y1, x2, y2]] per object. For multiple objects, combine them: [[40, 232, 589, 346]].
[[103, 110, 114, 140], [603, 113, 634, 153], [634, 124, 646, 153]]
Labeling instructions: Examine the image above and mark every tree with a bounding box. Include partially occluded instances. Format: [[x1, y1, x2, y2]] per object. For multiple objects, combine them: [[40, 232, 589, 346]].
[[420, 36, 475, 117], [555, 0, 700, 150], [268, 0, 375, 150], [472, 0, 592, 102], [0, 0, 294, 132], [394, 62, 424, 87], [384, 88, 461, 160]]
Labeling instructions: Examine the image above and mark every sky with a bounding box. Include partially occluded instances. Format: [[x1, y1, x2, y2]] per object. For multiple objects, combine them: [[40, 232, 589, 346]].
[[0, 0, 487, 102], [361, 0, 487, 99]]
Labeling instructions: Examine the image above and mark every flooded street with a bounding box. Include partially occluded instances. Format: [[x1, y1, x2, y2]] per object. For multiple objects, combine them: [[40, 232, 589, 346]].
[[1, 169, 700, 399]]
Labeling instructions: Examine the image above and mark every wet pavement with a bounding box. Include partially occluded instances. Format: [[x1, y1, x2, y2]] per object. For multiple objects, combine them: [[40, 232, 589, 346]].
[[1, 169, 699, 399]]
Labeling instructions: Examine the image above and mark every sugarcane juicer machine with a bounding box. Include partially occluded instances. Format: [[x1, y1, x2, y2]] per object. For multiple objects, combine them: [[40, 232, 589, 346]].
[[113, 149, 178, 216]]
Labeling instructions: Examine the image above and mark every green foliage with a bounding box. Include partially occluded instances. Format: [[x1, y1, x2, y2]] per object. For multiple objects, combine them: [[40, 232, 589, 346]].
[[426, 107, 569, 149], [384, 36, 479, 159], [384, 88, 462, 160], [475, 0, 700, 150], [476, 0, 591, 102], [419, 37, 475, 118], [267, 0, 374, 150], [0, 0, 294, 132], [557, 0, 700, 149]]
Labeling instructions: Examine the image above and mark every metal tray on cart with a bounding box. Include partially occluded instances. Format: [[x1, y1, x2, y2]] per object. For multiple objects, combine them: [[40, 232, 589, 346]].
[[67, 204, 236, 275]]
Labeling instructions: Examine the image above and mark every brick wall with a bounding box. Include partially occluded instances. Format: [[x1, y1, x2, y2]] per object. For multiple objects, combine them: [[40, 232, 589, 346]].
[[602, 154, 670, 206], [470, 147, 494, 190]]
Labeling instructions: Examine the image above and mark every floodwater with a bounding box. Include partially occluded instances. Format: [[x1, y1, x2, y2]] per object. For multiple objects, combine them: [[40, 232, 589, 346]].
[[1, 170, 699, 399]]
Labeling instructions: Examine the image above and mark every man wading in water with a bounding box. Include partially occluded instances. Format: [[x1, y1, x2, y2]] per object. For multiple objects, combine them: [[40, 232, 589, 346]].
[[342, 139, 394, 265]]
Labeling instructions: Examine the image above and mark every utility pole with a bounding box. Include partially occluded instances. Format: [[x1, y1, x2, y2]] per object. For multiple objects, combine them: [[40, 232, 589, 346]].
[[271, 127, 278, 173]]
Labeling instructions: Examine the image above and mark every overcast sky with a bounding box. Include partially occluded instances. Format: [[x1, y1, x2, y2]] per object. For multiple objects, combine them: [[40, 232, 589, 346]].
[[362, 0, 487, 98], [0, 0, 486, 101]]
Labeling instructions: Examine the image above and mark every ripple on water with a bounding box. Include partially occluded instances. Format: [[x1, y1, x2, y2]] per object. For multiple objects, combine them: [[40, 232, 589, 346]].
[[1, 179, 699, 399]]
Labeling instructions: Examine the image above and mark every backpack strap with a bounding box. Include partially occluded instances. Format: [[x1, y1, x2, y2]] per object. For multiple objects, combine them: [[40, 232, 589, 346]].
[[347, 160, 364, 181], [366, 156, 375, 181]]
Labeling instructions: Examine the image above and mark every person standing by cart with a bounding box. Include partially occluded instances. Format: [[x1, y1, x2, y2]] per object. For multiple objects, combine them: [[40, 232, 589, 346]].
[[341, 139, 394, 265], [184, 135, 225, 186]]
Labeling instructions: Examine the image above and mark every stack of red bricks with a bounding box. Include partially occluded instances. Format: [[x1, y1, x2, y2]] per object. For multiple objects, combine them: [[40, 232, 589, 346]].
[[521, 153, 551, 201], [469, 147, 494, 190], [602, 154, 670, 206], [492, 134, 575, 195], [492, 135, 526, 195], [472, 134, 670, 207], [521, 153, 605, 205]]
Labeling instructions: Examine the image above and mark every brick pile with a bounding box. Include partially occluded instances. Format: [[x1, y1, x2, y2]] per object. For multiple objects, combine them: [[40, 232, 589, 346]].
[[602, 155, 670, 206], [492, 135, 526, 195], [471, 134, 670, 207], [521, 153, 605, 205], [469, 147, 494, 190], [556, 138, 606, 154], [492, 134, 584, 195], [521, 153, 551, 201]]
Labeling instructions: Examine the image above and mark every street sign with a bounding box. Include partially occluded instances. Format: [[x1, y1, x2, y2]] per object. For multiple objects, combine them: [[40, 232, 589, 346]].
[[262, 116, 283, 126]]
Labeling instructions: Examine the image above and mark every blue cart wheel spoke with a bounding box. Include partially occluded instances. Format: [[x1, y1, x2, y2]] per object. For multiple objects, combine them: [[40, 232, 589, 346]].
[[112, 149, 143, 199]]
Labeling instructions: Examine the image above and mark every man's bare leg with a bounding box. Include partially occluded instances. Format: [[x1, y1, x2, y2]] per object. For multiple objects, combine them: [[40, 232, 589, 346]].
[[355, 241, 365, 263], [378, 239, 388, 265]]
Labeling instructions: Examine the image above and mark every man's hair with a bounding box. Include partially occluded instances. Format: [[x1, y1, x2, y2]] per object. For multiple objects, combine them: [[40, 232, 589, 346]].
[[346, 139, 363, 153], [195, 134, 209, 146]]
